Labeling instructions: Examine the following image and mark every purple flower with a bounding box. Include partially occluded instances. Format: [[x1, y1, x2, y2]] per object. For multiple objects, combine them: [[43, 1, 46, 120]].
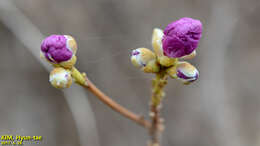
[[41, 35, 76, 63], [162, 17, 202, 58]]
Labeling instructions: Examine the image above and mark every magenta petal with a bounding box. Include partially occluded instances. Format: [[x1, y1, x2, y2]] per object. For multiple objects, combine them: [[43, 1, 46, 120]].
[[162, 17, 202, 58], [41, 35, 73, 63]]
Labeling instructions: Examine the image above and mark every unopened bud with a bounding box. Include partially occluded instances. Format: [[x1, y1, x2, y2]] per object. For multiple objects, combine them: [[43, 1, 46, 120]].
[[40, 35, 78, 69], [49, 67, 72, 88], [167, 61, 199, 84], [151, 28, 177, 67], [131, 48, 160, 73]]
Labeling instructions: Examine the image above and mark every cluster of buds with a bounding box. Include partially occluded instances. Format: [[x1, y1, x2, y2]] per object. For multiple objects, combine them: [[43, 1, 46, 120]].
[[131, 17, 202, 84], [40, 35, 85, 88]]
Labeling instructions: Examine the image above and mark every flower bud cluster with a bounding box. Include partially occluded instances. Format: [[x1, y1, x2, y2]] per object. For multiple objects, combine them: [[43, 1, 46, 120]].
[[131, 17, 202, 84], [41, 35, 78, 88]]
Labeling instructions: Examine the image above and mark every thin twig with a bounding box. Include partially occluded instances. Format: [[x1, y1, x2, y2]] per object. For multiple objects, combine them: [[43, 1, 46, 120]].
[[149, 71, 168, 146], [83, 76, 151, 129]]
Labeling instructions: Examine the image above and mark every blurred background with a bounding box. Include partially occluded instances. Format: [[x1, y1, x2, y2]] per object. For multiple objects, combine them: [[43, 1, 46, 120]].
[[0, 0, 260, 146]]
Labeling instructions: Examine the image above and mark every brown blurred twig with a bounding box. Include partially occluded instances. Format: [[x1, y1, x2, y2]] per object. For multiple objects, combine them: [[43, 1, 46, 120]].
[[85, 77, 151, 128], [72, 68, 151, 128]]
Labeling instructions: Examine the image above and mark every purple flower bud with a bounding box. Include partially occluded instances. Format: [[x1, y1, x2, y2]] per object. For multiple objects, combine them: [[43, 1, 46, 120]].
[[41, 35, 77, 63], [49, 67, 72, 88], [131, 48, 160, 73], [162, 17, 202, 58], [176, 61, 199, 84]]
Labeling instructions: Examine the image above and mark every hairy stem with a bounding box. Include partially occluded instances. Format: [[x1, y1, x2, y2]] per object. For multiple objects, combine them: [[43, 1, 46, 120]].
[[149, 70, 168, 146], [71, 67, 151, 128]]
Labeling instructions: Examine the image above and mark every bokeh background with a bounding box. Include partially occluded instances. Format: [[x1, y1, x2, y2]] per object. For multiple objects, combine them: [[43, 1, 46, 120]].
[[0, 0, 260, 146]]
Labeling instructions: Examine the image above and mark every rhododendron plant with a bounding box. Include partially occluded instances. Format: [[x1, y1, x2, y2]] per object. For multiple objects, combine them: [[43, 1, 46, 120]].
[[40, 17, 202, 146]]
